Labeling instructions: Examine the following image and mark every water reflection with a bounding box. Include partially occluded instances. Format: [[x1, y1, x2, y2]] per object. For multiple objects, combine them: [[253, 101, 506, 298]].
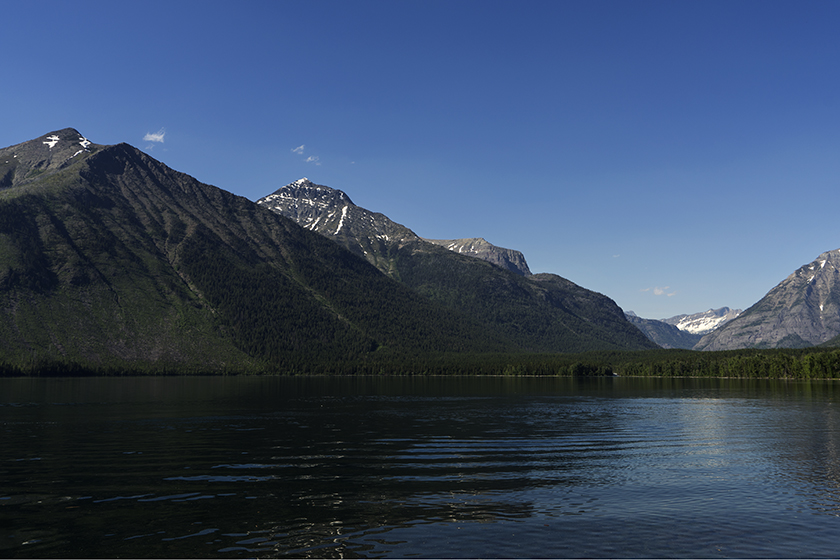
[[3, 376, 840, 557]]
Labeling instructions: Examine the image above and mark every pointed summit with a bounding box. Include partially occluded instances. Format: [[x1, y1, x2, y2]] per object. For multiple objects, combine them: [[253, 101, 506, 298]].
[[696, 248, 840, 350], [256, 178, 355, 222], [0, 128, 100, 190]]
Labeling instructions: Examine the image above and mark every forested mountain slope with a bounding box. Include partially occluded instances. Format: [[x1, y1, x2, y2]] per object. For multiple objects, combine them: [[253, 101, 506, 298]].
[[258, 179, 657, 353], [0, 130, 513, 371]]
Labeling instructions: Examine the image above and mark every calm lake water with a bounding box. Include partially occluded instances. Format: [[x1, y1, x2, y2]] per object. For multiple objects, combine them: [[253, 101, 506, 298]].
[[2, 375, 840, 558]]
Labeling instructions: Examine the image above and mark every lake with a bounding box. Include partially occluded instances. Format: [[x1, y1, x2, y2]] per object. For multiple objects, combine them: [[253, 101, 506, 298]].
[[2, 375, 840, 558]]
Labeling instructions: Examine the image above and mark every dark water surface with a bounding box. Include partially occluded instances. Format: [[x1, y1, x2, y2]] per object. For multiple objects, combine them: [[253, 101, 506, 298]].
[[2, 376, 840, 558]]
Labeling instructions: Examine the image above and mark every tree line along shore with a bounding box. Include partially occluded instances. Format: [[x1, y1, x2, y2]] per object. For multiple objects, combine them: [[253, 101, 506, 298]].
[[4, 346, 840, 379]]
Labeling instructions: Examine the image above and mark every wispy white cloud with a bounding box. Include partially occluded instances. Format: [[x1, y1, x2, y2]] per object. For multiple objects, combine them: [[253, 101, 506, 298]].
[[292, 144, 321, 165], [143, 128, 166, 143], [643, 286, 677, 297]]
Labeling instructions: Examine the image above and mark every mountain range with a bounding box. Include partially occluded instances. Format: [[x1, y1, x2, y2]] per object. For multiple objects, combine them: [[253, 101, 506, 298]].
[[624, 307, 741, 350], [0, 130, 655, 372], [262, 178, 815, 353], [1, 130, 541, 372], [629, 249, 840, 351], [257, 178, 656, 354], [257, 177, 840, 352], [3, 129, 839, 371]]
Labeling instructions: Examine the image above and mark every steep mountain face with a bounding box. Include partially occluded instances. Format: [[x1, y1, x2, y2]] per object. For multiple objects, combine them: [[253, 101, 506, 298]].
[[624, 313, 702, 349], [662, 307, 742, 335], [696, 250, 840, 351], [257, 178, 420, 277], [258, 179, 657, 353], [0, 131, 513, 371], [423, 238, 531, 276]]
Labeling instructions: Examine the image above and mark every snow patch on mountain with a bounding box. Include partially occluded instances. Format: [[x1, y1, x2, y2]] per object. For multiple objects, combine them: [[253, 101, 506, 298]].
[[662, 307, 742, 335], [335, 206, 348, 234]]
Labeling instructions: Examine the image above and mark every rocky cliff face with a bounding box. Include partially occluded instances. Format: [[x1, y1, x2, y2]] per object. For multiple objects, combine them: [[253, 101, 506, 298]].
[[696, 249, 840, 350], [423, 237, 531, 276]]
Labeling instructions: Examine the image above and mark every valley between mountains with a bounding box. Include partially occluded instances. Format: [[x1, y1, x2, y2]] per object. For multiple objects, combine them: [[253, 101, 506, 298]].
[[2, 129, 840, 376]]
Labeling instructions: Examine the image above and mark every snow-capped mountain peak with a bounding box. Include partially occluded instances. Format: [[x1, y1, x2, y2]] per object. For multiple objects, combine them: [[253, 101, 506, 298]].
[[257, 179, 355, 222]]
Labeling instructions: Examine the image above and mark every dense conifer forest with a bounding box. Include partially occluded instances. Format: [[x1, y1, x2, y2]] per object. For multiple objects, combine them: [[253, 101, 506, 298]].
[[5, 346, 840, 380]]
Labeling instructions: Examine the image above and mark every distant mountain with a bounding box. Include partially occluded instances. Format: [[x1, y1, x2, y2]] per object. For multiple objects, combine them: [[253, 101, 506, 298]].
[[662, 307, 742, 335], [624, 313, 702, 349], [423, 237, 531, 276], [258, 179, 657, 353], [696, 250, 840, 350], [0, 130, 515, 371]]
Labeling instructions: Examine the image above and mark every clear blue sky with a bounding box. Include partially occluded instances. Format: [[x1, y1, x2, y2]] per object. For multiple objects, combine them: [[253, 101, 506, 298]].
[[4, 0, 840, 319]]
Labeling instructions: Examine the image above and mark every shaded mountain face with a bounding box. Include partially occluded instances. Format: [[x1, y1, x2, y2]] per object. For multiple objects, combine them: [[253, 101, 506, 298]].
[[661, 307, 741, 335], [0, 131, 514, 371], [696, 250, 840, 351], [258, 179, 657, 353]]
